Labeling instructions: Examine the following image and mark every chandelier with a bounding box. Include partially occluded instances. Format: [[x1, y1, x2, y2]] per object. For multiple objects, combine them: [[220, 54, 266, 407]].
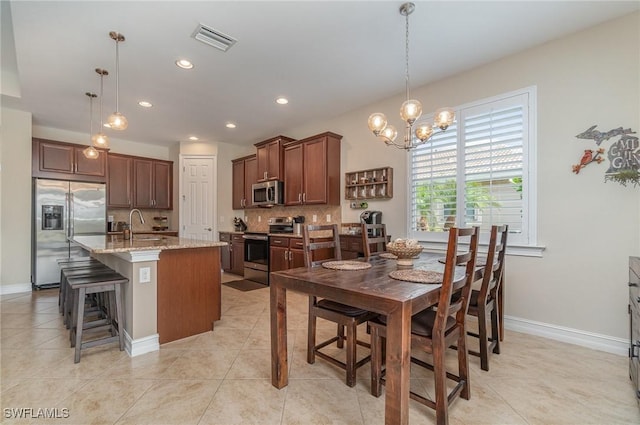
[[91, 68, 110, 148], [107, 31, 128, 130], [367, 2, 455, 150], [83, 92, 100, 159]]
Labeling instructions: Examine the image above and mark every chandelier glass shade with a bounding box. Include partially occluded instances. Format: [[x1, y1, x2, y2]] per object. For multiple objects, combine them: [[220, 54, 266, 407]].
[[107, 31, 128, 131], [83, 92, 100, 159], [367, 2, 455, 150], [92, 68, 110, 148]]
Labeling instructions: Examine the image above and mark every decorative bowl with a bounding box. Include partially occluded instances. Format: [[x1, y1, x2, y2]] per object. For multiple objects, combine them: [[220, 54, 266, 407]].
[[386, 243, 424, 266]]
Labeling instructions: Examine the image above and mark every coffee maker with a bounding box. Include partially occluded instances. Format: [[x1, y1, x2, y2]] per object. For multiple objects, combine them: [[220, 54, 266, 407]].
[[360, 211, 383, 236]]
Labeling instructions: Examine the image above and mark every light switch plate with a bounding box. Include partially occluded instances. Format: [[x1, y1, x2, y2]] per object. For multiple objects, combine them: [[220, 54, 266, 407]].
[[139, 267, 151, 283]]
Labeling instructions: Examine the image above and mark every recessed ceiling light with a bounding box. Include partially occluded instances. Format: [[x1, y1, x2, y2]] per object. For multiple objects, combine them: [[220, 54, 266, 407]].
[[226, 122, 237, 129], [188, 136, 199, 141], [138, 100, 153, 108], [176, 59, 194, 69], [275, 97, 289, 105]]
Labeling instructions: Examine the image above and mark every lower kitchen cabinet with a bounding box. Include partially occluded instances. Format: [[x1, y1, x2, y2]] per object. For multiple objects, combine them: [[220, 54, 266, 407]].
[[231, 234, 245, 276], [270, 237, 305, 272], [220, 232, 244, 276], [340, 233, 390, 259], [270, 236, 329, 273]]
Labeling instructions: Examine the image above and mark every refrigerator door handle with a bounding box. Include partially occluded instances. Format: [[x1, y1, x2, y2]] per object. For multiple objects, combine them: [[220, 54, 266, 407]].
[[68, 193, 75, 240]]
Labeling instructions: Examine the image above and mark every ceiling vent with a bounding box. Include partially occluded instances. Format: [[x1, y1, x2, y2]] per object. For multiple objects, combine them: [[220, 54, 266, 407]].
[[192, 24, 237, 52]]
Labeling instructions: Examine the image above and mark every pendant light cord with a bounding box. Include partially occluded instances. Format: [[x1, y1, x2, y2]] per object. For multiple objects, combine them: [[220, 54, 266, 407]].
[[115, 39, 120, 112], [405, 10, 410, 102]]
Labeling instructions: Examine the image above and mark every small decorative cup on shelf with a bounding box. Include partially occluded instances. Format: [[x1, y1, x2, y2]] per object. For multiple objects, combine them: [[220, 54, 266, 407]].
[[387, 239, 423, 266]]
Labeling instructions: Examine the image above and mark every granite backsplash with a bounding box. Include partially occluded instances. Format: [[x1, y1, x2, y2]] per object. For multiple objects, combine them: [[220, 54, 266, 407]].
[[240, 205, 342, 232]]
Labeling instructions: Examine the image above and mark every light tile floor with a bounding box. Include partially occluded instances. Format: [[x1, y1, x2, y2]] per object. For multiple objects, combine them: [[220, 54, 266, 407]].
[[1, 273, 639, 424]]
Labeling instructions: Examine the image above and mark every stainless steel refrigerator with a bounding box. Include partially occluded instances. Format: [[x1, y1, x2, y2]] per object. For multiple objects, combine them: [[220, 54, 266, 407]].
[[32, 178, 106, 288]]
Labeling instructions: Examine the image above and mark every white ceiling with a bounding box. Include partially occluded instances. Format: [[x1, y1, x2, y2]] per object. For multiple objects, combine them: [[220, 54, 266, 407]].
[[4, 1, 639, 148]]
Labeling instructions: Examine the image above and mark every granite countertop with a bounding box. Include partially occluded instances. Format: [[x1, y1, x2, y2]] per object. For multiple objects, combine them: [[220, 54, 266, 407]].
[[72, 235, 227, 254], [107, 230, 178, 236]]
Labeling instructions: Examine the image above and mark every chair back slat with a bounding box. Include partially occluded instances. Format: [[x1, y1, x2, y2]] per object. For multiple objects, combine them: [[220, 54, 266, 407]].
[[434, 227, 479, 336], [302, 224, 341, 267], [362, 223, 387, 257], [480, 225, 508, 301]]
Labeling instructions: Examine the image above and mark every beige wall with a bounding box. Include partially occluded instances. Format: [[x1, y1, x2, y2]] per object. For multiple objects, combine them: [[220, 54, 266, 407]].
[[283, 12, 640, 342], [0, 107, 32, 291]]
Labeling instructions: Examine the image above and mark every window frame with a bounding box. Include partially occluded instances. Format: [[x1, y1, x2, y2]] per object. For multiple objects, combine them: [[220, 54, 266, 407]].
[[406, 86, 541, 256]]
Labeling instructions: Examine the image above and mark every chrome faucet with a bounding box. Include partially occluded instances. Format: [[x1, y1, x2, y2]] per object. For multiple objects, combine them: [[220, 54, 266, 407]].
[[129, 209, 145, 237]]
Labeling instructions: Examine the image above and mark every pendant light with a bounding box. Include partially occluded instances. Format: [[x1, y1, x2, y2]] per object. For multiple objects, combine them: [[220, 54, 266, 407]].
[[83, 92, 100, 159], [367, 2, 455, 150], [107, 31, 128, 130], [91, 68, 110, 148]]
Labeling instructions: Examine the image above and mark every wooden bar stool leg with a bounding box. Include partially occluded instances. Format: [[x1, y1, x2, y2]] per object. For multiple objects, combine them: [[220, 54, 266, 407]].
[[345, 322, 357, 387], [115, 284, 124, 351], [74, 287, 86, 363]]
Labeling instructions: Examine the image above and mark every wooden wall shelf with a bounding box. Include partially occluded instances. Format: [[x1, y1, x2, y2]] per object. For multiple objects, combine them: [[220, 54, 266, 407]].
[[345, 167, 393, 200]]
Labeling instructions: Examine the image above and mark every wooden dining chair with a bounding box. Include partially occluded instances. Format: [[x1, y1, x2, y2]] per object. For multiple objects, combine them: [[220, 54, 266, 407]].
[[361, 223, 387, 257], [368, 226, 479, 425], [467, 224, 508, 371], [302, 223, 376, 387]]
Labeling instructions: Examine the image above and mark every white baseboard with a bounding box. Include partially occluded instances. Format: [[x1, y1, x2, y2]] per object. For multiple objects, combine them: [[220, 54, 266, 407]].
[[504, 315, 627, 356], [0, 283, 32, 295], [124, 330, 159, 357]]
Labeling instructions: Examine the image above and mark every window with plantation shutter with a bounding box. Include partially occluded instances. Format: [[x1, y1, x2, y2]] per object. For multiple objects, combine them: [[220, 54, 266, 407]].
[[409, 87, 537, 248]]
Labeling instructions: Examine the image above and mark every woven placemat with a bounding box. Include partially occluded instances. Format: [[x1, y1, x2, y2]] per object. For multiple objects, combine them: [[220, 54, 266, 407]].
[[389, 269, 444, 284], [321, 260, 372, 271], [379, 252, 398, 259]]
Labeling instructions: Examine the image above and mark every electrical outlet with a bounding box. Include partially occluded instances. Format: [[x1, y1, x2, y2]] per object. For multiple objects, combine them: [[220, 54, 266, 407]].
[[139, 267, 151, 283], [312, 214, 317, 222], [326, 214, 331, 222], [350, 202, 357, 208]]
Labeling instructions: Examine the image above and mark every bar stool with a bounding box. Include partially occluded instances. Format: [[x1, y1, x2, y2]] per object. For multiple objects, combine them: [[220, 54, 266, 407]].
[[58, 258, 102, 314], [62, 265, 114, 328], [67, 272, 128, 363]]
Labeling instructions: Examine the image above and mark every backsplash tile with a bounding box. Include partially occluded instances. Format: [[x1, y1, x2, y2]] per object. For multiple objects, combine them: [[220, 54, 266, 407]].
[[241, 205, 342, 232]]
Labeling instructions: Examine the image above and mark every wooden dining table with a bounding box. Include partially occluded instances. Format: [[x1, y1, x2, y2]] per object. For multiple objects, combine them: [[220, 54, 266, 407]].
[[270, 253, 470, 425]]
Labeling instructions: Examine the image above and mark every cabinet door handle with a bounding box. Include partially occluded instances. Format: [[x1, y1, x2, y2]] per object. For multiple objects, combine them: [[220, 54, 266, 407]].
[[205, 227, 212, 231], [630, 282, 639, 287], [288, 251, 292, 261], [298, 193, 301, 203], [303, 193, 306, 203], [284, 251, 288, 261], [264, 171, 268, 179]]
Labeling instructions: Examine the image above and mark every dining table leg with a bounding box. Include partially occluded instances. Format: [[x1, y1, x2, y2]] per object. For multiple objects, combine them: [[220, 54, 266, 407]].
[[270, 280, 288, 389], [383, 301, 412, 425]]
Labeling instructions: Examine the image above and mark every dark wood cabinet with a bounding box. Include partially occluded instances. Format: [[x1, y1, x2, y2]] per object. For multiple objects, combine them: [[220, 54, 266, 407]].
[[270, 236, 326, 273], [219, 232, 232, 271], [283, 132, 341, 206], [133, 158, 173, 209], [269, 236, 303, 273], [232, 155, 257, 209], [32, 138, 107, 183], [107, 154, 132, 208], [231, 234, 245, 276], [630, 256, 640, 405], [255, 135, 294, 182]]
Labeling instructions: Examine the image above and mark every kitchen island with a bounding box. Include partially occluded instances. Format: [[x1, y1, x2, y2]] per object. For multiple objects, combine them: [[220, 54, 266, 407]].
[[72, 235, 227, 356]]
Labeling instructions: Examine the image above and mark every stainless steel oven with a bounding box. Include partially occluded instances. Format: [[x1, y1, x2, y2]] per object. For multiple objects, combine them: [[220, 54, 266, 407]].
[[243, 232, 269, 285]]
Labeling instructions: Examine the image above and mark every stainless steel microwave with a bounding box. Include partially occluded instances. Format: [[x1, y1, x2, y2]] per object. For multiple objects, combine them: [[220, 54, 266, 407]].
[[252, 181, 284, 207]]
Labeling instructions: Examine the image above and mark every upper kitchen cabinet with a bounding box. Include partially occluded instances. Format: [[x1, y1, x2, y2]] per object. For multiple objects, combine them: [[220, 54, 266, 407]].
[[232, 155, 257, 209], [133, 158, 173, 210], [255, 135, 295, 182], [107, 153, 133, 208], [32, 138, 107, 183], [283, 132, 341, 206]]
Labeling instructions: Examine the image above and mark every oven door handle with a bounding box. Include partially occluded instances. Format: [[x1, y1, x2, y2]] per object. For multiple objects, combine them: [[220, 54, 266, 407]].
[[242, 235, 269, 241]]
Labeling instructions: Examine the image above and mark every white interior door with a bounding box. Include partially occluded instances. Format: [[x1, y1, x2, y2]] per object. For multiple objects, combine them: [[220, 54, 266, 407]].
[[180, 156, 216, 240]]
